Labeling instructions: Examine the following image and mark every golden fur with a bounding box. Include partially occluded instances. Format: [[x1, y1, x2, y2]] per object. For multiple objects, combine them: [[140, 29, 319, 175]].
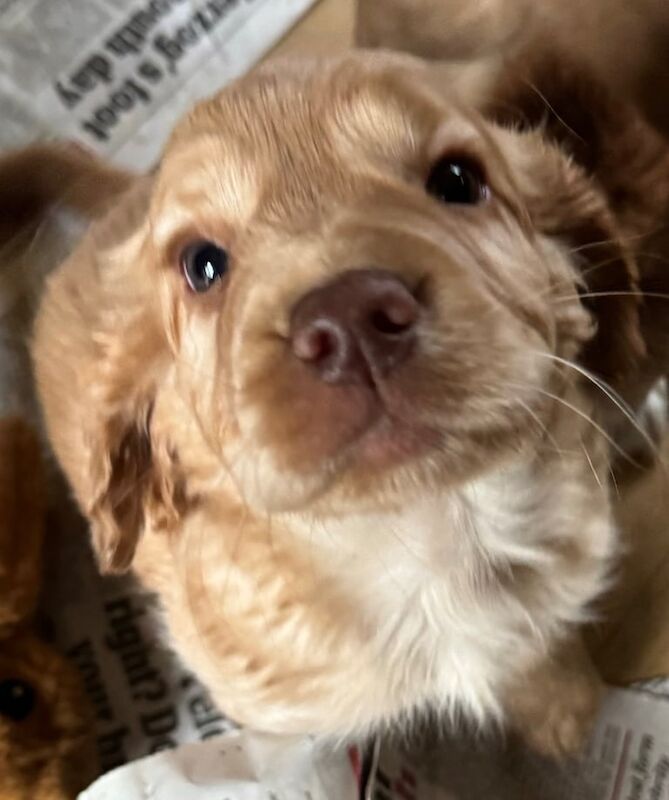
[[21, 49, 669, 757]]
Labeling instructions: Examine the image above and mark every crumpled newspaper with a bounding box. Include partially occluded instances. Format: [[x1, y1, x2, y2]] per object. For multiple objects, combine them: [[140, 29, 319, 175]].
[[77, 684, 669, 800], [80, 730, 360, 800], [0, 0, 317, 169]]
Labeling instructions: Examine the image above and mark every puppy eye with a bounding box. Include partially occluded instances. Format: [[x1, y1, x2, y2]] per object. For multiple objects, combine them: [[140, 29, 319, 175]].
[[180, 241, 229, 293], [426, 157, 487, 205], [0, 678, 36, 722]]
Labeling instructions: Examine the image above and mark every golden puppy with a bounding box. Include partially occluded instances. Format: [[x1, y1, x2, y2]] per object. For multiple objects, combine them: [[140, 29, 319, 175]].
[[25, 50, 669, 757]]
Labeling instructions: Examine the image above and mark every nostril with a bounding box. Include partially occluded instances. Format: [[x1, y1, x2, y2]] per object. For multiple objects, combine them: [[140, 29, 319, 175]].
[[371, 305, 415, 335], [371, 309, 408, 335], [369, 292, 419, 336], [292, 321, 339, 363], [289, 269, 420, 384]]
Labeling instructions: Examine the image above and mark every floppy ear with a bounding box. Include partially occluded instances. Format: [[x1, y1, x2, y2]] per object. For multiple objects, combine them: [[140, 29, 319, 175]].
[[0, 142, 131, 245], [545, 197, 644, 384], [79, 322, 185, 575], [495, 126, 646, 383], [482, 51, 662, 384], [33, 177, 185, 574]]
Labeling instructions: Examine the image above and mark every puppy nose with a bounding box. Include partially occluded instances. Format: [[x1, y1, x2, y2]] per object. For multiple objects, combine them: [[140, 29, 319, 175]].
[[290, 268, 419, 384]]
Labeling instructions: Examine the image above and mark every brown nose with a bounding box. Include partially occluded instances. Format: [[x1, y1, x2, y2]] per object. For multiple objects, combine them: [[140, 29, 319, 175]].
[[290, 269, 419, 384]]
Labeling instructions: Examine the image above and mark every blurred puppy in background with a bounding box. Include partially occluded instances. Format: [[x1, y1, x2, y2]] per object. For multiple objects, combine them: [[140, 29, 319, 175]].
[[356, 0, 669, 135]]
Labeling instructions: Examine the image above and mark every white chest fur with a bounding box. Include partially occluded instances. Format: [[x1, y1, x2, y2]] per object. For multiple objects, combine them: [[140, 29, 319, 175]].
[[288, 447, 615, 728]]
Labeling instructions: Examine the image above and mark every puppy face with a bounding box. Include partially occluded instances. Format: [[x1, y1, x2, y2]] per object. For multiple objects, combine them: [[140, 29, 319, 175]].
[[34, 53, 640, 571], [146, 56, 595, 514]]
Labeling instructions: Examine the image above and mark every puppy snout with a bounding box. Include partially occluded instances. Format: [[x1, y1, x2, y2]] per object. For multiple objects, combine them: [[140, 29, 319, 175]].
[[290, 268, 419, 384]]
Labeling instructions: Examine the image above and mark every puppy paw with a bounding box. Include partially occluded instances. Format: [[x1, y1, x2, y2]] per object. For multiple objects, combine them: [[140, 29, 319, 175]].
[[521, 678, 604, 759], [505, 638, 605, 760]]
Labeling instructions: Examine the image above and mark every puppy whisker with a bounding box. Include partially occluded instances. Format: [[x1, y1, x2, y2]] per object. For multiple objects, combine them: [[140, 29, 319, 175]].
[[509, 382, 642, 468], [533, 351, 665, 470], [566, 225, 669, 255], [521, 78, 586, 145], [581, 441, 604, 489], [558, 289, 669, 303], [514, 396, 568, 461]]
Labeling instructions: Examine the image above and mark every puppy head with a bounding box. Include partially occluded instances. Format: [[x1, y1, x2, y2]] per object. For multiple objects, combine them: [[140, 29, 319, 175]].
[[33, 52, 639, 571]]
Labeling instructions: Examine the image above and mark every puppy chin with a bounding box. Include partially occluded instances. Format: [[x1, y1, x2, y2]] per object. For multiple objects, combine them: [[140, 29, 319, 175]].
[[224, 438, 341, 513], [355, 413, 436, 466], [224, 407, 441, 514]]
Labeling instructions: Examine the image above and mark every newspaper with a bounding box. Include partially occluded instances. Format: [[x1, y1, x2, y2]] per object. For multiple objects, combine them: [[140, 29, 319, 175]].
[[0, 0, 317, 169], [79, 730, 360, 800]]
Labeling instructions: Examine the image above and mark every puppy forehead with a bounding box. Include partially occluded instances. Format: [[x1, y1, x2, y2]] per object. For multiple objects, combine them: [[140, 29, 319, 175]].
[[154, 59, 469, 236], [152, 135, 258, 242]]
